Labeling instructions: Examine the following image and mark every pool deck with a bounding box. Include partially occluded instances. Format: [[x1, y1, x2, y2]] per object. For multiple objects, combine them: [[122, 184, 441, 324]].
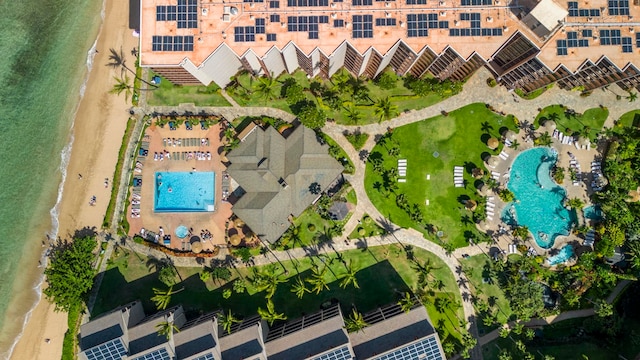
[[127, 122, 232, 252], [480, 126, 601, 258]]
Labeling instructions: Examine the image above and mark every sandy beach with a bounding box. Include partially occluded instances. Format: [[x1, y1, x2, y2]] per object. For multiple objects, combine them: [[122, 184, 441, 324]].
[[9, 0, 138, 358]]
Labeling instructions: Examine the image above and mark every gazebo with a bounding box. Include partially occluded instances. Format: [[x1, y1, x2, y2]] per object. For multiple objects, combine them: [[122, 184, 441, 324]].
[[487, 137, 499, 150]]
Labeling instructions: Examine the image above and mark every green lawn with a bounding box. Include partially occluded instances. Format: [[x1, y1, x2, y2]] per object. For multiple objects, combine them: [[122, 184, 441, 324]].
[[365, 103, 517, 247], [226, 69, 449, 125], [460, 254, 513, 334], [93, 244, 464, 343], [534, 105, 609, 143], [618, 109, 640, 128], [348, 214, 387, 239], [146, 74, 231, 107]]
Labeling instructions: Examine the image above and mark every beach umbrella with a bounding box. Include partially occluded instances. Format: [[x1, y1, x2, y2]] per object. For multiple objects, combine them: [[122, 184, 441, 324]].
[[229, 234, 242, 246], [504, 130, 517, 141], [485, 156, 499, 168], [487, 137, 499, 149], [577, 136, 590, 147], [190, 236, 202, 253], [472, 168, 485, 179], [478, 220, 489, 230], [465, 200, 478, 211], [477, 183, 488, 196], [234, 218, 245, 228], [220, 154, 229, 163], [543, 120, 556, 131]]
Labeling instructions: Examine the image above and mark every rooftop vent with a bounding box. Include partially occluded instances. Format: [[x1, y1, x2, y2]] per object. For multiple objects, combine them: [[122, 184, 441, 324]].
[[278, 178, 289, 189]]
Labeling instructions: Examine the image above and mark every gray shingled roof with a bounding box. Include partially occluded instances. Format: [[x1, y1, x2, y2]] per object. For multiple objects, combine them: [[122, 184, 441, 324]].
[[227, 126, 343, 243], [219, 324, 266, 360]]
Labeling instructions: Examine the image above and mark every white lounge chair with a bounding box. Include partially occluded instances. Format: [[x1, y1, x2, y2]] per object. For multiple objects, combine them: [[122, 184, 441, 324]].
[[398, 178, 407, 183]]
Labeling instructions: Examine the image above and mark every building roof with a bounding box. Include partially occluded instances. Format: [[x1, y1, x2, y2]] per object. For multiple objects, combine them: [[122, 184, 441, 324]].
[[265, 306, 351, 360], [525, 0, 568, 33], [226, 125, 343, 243], [128, 306, 186, 356], [174, 316, 220, 359], [79, 301, 145, 351], [219, 322, 267, 360], [350, 303, 444, 360]]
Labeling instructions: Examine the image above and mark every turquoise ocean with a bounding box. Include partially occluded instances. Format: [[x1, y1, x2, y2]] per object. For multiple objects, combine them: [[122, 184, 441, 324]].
[[0, 0, 104, 356]]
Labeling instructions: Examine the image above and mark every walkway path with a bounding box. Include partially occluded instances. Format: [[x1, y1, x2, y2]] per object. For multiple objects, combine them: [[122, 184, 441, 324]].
[[125, 67, 640, 360]]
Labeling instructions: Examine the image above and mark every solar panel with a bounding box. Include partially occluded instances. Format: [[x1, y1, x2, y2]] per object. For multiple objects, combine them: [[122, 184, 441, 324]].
[[334, 19, 344, 27], [608, 0, 630, 15], [269, 0, 280, 7], [352, 0, 373, 5], [131, 348, 171, 360], [567, 31, 578, 47], [449, 28, 460, 36], [438, 21, 449, 29], [461, 0, 491, 5], [312, 346, 353, 360], [372, 336, 444, 360], [407, 14, 428, 37], [156, 6, 166, 21], [460, 13, 470, 21], [406, 0, 427, 4], [600, 29, 611, 45], [622, 37, 633, 52], [636, 32, 640, 47], [492, 28, 502, 36], [578, 39, 589, 47], [191, 353, 215, 360], [557, 40, 568, 55], [376, 18, 396, 26], [270, 14, 280, 22], [320, 15, 329, 23], [582, 29, 592, 37], [255, 18, 266, 34], [176, 0, 197, 28], [568, 1, 578, 16], [590, 9, 601, 16], [352, 15, 373, 38], [267, 33, 277, 41], [84, 338, 128, 360]]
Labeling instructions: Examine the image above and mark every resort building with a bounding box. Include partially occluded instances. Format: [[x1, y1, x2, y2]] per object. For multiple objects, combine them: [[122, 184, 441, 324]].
[[139, 0, 640, 94], [79, 299, 444, 360], [226, 124, 343, 243]]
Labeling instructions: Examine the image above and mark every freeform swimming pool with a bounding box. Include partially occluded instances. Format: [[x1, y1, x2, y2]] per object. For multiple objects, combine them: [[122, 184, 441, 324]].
[[547, 244, 575, 265], [154, 172, 215, 212], [502, 147, 576, 248], [583, 205, 604, 221]]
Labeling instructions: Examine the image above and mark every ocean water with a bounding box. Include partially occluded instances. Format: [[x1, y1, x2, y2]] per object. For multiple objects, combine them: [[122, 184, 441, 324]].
[[0, 0, 104, 357]]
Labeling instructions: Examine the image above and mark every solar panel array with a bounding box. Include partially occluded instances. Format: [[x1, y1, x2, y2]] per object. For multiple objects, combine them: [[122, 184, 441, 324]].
[[84, 338, 127, 360], [449, 13, 501, 37], [608, 0, 630, 15], [312, 346, 353, 360], [636, 33, 640, 47], [287, 16, 322, 38], [353, 15, 374, 38], [352, 0, 373, 5], [287, 0, 329, 6], [566, 32, 589, 47], [376, 18, 397, 26], [461, 0, 491, 5], [557, 40, 568, 55], [567, 2, 601, 17], [334, 19, 345, 27], [600, 29, 622, 45], [152, 35, 195, 51], [372, 336, 444, 360], [131, 348, 171, 360], [407, 14, 428, 37], [191, 353, 215, 360], [406, 0, 427, 4], [622, 37, 633, 52], [234, 27, 256, 42], [583, 29, 593, 38], [270, 14, 280, 22], [177, 0, 197, 28]]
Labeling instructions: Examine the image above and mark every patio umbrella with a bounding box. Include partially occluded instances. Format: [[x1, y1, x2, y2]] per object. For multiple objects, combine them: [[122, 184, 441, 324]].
[[229, 234, 242, 246], [504, 130, 517, 141], [487, 137, 499, 149], [577, 136, 590, 147], [190, 236, 202, 253], [543, 120, 556, 131], [465, 200, 478, 211], [472, 167, 485, 179], [234, 218, 245, 228], [485, 156, 499, 168]]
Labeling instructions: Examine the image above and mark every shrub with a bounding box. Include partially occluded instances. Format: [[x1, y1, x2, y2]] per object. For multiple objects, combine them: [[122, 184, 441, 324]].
[[344, 130, 369, 150], [486, 78, 497, 87], [308, 223, 316, 232]]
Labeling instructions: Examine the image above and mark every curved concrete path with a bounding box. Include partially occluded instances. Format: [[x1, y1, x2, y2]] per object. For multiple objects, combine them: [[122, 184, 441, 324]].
[[129, 67, 640, 360]]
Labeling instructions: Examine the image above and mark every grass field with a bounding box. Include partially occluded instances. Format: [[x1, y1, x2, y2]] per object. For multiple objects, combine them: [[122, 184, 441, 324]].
[[93, 244, 465, 344], [365, 103, 517, 247], [618, 109, 640, 128], [534, 105, 609, 143], [226, 70, 448, 125], [146, 74, 231, 107], [348, 214, 387, 239]]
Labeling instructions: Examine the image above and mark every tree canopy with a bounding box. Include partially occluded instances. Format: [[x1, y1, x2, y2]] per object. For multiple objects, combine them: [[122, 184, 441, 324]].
[[44, 236, 97, 312]]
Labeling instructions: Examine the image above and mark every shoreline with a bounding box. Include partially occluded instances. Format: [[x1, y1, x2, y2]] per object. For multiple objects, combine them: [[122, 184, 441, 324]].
[[8, 0, 138, 358]]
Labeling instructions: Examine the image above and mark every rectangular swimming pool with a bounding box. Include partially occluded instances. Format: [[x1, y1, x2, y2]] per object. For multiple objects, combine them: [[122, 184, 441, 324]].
[[154, 171, 215, 212]]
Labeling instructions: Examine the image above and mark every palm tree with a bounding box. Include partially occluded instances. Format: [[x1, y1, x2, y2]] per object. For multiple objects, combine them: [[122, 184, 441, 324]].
[[291, 276, 310, 299], [435, 296, 453, 314], [373, 97, 398, 123], [510, 139, 520, 150], [627, 91, 638, 102], [249, 265, 286, 300], [338, 260, 360, 289], [218, 309, 240, 334], [344, 309, 368, 333], [156, 320, 179, 339], [105, 47, 156, 87], [254, 75, 279, 102], [109, 75, 133, 101], [567, 197, 585, 210], [343, 105, 362, 125], [626, 240, 640, 269], [536, 131, 552, 146], [481, 121, 494, 134], [397, 292, 414, 313], [257, 299, 287, 325], [151, 286, 184, 310], [306, 265, 330, 294], [412, 258, 440, 288]]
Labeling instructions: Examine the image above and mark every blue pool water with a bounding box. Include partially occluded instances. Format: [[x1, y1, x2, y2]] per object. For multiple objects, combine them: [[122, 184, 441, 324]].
[[583, 205, 604, 221], [154, 172, 215, 212], [547, 245, 575, 265], [502, 147, 576, 248]]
